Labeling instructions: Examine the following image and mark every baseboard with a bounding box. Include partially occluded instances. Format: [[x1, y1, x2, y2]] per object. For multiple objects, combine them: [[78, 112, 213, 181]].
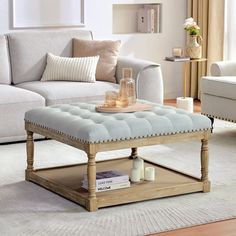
[[164, 91, 182, 100]]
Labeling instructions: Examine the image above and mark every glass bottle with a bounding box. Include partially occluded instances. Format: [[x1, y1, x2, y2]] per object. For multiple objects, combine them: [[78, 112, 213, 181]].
[[124, 68, 136, 105], [116, 78, 129, 108], [117, 68, 136, 107]]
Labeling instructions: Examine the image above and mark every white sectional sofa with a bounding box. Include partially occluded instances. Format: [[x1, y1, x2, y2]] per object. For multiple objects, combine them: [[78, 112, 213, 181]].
[[0, 29, 163, 143], [201, 61, 236, 123]]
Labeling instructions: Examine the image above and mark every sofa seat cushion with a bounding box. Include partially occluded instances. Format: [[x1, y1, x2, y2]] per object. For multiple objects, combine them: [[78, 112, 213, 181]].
[[0, 85, 45, 105], [16, 81, 119, 106], [202, 76, 236, 100], [0, 85, 45, 143]]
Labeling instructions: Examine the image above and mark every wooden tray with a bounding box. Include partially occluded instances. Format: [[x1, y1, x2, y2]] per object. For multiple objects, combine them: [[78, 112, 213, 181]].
[[95, 102, 153, 113]]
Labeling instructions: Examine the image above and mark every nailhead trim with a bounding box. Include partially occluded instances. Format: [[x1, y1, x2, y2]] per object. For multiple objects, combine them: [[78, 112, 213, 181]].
[[201, 113, 236, 123]]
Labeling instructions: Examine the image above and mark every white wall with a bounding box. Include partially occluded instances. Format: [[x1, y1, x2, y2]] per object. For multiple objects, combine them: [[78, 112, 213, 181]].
[[225, 0, 236, 60], [0, 0, 10, 33], [0, 0, 187, 99]]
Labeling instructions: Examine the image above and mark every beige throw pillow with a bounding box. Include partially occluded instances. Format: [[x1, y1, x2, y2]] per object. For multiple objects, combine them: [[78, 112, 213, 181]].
[[41, 53, 99, 83], [73, 39, 121, 83]]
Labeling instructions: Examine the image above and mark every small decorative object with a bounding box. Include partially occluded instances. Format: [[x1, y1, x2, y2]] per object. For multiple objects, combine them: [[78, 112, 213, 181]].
[[131, 168, 141, 182], [165, 56, 190, 62], [172, 47, 182, 57], [144, 167, 155, 181], [96, 67, 149, 113], [95, 67, 153, 113], [176, 97, 193, 113], [118, 68, 136, 107], [133, 158, 144, 179], [104, 91, 118, 107], [82, 170, 130, 192], [184, 17, 202, 59]]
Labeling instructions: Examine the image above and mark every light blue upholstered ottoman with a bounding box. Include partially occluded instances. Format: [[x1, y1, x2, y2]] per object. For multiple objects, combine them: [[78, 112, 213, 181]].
[[24, 101, 211, 211]]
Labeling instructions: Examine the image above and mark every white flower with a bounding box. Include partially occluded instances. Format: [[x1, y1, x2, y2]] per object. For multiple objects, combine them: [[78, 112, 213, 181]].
[[185, 17, 194, 23], [183, 17, 201, 36], [184, 18, 197, 28]]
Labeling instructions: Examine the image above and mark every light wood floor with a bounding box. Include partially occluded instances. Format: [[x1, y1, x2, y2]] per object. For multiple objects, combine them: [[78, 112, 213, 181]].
[[164, 99, 201, 113], [152, 99, 234, 235], [149, 218, 236, 236]]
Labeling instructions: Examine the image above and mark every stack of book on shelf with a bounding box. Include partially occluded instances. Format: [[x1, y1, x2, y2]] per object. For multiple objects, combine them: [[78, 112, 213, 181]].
[[82, 170, 130, 192], [165, 56, 190, 62], [137, 4, 161, 33]]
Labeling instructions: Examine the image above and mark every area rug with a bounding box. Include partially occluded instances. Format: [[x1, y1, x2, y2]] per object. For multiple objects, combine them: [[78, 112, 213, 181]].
[[0, 119, 236, 236]]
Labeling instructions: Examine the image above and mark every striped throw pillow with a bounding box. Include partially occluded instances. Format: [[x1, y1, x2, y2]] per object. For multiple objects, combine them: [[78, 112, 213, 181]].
[[41, 53, 99, 82]]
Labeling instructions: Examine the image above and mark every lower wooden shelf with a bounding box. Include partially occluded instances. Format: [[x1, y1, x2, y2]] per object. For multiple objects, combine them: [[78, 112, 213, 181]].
[[28, 158, 204, 209]]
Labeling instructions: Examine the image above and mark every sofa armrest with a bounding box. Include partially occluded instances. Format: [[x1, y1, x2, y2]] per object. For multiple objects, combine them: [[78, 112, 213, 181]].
[[116, 56, 164, 104], [211, 61, 236, 76]]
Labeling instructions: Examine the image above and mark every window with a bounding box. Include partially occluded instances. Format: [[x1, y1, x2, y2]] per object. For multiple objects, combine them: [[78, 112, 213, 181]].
[[224, 0, 236, 60]]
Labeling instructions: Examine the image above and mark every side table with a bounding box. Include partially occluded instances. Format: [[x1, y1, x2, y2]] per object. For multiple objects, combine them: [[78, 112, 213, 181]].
[[165, 58, 207, 112]]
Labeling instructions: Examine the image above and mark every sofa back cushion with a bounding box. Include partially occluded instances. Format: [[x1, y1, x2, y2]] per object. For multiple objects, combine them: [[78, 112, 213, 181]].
[[7, 29, 92, 85], [0, 35, 11, 84]]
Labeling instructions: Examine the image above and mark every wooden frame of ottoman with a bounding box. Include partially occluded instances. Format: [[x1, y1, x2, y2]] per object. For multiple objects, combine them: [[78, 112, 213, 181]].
[[25, 122, 210, 212]]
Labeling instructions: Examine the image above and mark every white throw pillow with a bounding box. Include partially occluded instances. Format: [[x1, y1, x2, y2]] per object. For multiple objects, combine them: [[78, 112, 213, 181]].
[[41, 53, 99, 82]]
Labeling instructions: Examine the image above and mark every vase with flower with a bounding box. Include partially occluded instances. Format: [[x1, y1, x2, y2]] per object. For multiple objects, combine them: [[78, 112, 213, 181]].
[[184, 17, 202, 59]]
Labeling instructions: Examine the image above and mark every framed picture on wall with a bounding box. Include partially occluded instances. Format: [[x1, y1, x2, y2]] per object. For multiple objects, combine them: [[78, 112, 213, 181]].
[[12, 0, 84, 28]]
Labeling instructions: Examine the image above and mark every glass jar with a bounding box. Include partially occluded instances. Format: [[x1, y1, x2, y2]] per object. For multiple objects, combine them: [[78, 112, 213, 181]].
[[104, 91, 118, 107]]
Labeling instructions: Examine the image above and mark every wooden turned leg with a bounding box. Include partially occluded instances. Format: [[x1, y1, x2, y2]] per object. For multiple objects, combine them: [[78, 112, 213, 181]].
[[130, 147, 138, 159], [25, 130, 34, 181], [86, 153, 98, 212], [201, 138, 210, 192]]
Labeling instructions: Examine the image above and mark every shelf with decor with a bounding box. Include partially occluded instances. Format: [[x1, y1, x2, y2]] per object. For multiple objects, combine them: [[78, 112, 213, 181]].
[[112, 3, 162, 34]]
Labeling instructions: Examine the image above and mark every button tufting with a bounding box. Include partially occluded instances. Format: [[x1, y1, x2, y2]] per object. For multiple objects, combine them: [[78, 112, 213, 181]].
[[25, 101, 211, 144]]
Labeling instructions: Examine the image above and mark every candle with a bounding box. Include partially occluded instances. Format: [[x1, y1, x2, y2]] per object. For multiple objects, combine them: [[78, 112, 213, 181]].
[[172, 47, 182, 57], [145, 167, 155, 181], [176, 97, 193, 113], [130, 168, 140, 182], [133, 158, 144, 179]]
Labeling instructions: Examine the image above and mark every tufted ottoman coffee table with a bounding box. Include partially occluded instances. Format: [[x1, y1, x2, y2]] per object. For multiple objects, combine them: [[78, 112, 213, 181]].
[[24, 101, 211, 212]]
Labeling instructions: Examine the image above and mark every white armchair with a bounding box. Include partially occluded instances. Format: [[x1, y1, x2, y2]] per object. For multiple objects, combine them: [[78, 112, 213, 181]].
[[201, 61, 236, 123]]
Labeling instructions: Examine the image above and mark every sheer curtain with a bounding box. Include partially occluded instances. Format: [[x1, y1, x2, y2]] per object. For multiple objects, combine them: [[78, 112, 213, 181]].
[[225, 0, 236, 60]]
